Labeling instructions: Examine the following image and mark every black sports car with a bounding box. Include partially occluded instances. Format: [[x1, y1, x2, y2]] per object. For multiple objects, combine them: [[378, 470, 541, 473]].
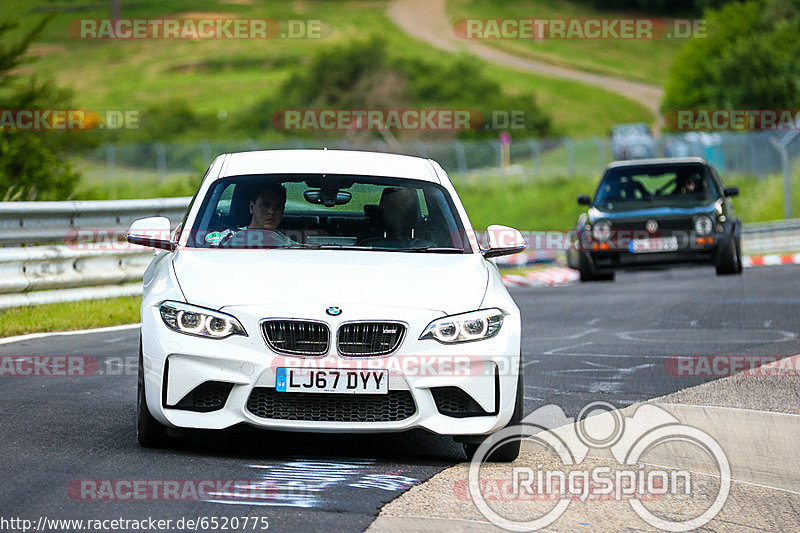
[[567, 157, 742, 281]]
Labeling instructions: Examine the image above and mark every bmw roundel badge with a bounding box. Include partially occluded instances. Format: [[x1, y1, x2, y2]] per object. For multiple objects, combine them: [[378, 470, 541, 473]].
[[326, 306, 342, 316]]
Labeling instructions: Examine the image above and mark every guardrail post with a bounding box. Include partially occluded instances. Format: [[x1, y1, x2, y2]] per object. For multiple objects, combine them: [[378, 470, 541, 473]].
[[453, 141, 467, 173], [200, 141, 212, 163], [493, 141, 503, 170], [770, 137, 792, 219], [593, 136, 605, 171], [103, 143, 116, 177], [526, 139, 540, 178], [564, 137, 575, 177], [154, 142, 166, 180]]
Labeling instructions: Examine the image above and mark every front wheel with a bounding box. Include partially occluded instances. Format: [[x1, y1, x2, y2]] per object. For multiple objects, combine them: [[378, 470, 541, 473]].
[[579, 252, 615, 282], [137, 342, 172, 448], [716, 235, 742, 276], [464, 363, 524, 463]]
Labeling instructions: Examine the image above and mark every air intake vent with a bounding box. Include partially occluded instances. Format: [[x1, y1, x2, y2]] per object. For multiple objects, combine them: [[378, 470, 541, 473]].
[[173, 381, 234, 412], [262, 320, 329, 355], [247, 388, 416, 422], [337, 322, 405, 356], [431, 387, 492, 418]]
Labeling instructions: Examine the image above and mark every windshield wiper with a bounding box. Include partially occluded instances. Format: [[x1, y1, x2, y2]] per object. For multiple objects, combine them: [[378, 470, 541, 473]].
[[374, 246, 467, 253]]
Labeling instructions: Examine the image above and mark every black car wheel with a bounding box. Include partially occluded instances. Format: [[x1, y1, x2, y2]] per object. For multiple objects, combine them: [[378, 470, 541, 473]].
[[578, 253, 615, 282], [715, 235, 742, 276], [463, 360, 524, 463], [137, 341, 172, 448]]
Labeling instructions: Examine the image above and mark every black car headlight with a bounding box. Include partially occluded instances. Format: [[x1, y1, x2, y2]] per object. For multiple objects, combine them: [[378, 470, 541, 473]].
[[419, 309, 505, 344], [693, 215, 713, 236], [591, 220, 612, 242], [159, 301, 246, 339]]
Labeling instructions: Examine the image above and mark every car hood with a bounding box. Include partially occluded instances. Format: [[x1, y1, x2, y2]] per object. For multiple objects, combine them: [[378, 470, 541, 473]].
[[588, 201, 719, 222], [171, 248, 489, 314]]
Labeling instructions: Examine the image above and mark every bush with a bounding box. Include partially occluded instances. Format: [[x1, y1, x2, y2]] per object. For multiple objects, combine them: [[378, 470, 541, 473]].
[[233, 37, 552, 140], [662, 0, 800, 115]]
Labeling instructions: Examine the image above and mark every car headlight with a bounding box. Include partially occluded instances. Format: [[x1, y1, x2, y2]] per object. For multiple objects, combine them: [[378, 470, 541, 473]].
[[419, 309, 505, 344], [693, 215, 713, 235], [159, 301, 246, 339], [591, 220, 612, 242]]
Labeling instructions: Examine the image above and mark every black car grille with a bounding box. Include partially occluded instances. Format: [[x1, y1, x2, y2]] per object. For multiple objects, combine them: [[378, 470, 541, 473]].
[[173, 381, 234, 412], [431, 387, 492, 418], [337, 322, 406, 356], [246, 388, 416, 422], [262, 320, 329, 355], [611, 217, 694, 234]]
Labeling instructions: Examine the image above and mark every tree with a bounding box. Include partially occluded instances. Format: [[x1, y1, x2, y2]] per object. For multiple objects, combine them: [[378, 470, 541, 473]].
[[662, 0, 800, 116], [0, 16, 82, 200]]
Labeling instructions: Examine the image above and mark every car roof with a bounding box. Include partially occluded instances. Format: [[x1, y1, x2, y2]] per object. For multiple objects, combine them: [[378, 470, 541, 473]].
[[215, 149, 441, 183], [606, 157, 708, 169]]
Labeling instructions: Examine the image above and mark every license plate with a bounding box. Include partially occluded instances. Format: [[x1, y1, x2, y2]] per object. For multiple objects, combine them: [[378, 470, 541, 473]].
[[275, 368, 388, 394], [628, 236, 679, 253]]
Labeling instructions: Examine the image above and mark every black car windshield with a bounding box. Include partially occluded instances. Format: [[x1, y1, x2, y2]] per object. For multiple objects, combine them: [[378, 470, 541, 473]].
[[186, 174, 472, 252], [593, 164, 720, 208]]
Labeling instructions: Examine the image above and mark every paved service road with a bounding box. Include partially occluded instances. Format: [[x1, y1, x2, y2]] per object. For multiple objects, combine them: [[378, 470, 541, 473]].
[[1, 265, 798, 531]]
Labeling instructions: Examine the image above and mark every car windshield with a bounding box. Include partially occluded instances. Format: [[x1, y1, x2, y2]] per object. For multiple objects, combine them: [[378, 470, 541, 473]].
[[186, 174, 472, 252], [593, 164, 719, 208]]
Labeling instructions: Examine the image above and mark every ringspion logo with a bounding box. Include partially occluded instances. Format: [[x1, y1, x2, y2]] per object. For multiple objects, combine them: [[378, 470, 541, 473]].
[[469, 401, 730, 531]]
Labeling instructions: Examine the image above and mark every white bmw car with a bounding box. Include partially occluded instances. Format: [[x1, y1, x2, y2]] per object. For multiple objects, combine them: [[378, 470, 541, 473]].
[[128, 149, 526, 461]]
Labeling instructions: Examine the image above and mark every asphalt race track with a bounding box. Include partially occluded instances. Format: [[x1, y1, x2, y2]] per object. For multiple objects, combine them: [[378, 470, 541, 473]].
[[1, 264, 798, 532]]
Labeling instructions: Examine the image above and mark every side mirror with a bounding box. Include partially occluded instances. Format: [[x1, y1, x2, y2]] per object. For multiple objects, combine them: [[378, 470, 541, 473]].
[[723, 186, 739, 197], [126, 216, 176, 251], [577, 194, 591, 206], [483, 224, 526, 258]]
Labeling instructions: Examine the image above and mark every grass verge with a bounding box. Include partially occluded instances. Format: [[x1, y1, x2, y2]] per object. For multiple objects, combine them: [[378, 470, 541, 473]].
[[0, 296, 141, 338], [5, 0, 650, 138]]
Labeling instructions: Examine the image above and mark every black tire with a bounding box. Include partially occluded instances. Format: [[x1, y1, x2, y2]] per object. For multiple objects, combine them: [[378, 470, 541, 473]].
[[464, 361, 524, 463], [137, 342, 171, 448], [715, 235, 741, 276], [579, 253, 615, 282], [735, 237, 743, 273]]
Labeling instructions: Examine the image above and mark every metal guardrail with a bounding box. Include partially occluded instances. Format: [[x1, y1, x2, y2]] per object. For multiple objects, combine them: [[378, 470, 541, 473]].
[[0, 200, 797, 309], [0, 198, 191, 309], [0, 197, 191, 246]]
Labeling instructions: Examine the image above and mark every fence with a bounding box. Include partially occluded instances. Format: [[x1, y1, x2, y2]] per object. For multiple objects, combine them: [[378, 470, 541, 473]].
[[86, 131, 800, 180], [0, 197, 798, 309]]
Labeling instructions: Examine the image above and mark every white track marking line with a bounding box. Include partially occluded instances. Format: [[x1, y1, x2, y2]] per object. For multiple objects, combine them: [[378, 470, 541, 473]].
[[655, 402, 800, 418], [0, 323, 140, 345]]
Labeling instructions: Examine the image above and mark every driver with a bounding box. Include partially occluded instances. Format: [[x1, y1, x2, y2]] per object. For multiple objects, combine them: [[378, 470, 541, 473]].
[[674, 174, 698, 194], [215, 184, 296, 247], [248, 184, 286, 230]]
